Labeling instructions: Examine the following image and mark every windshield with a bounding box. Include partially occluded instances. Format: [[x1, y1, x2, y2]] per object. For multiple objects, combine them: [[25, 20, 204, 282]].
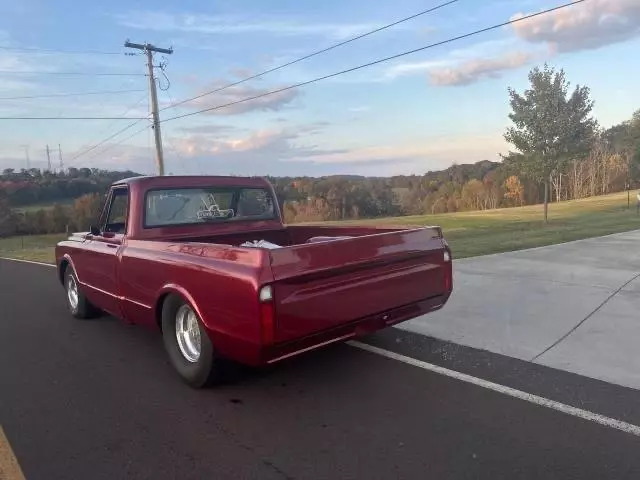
[[144, 187, 276, 228]]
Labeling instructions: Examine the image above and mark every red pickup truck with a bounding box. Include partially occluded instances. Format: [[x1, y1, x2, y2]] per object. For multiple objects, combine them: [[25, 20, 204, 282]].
[[55, 175, 453, 388]]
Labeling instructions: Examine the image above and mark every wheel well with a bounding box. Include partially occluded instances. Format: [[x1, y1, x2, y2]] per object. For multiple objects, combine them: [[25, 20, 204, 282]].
[[155, 293, 170, 331], [59, 259, 69, 284]]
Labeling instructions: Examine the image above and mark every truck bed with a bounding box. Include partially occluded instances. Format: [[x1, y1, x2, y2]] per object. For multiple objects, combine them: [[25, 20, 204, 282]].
[[158, 224, 452, 345]]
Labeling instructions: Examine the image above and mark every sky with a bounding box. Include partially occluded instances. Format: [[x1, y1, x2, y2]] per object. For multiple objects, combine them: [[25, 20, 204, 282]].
[[0, 0, 639, 177]]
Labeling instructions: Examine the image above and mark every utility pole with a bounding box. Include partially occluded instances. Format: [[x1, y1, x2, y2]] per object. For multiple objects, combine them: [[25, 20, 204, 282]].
[[24, 146, 30, 170], [124, 40, 173, 176], [58, 144, 63, 170], [46, 144, 51, 171]]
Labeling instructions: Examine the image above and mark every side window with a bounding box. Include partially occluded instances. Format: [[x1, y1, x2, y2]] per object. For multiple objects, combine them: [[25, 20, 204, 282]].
[[103, 188, 129, 234]]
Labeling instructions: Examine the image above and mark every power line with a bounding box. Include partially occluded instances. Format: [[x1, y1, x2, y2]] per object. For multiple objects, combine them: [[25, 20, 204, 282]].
[[67, 93, 150, 165], [0, 116, 148, 120], [82, 124, 151, 165], [0, 45, 127, 55], [162, 89, 187, 172], [160, 0, 459, 112], [97, 93, 149, 134], [0, 88, 145, 100], [0, 70, 144, 76], [161, 0, 586, 124], [69, 118, 149, 162]]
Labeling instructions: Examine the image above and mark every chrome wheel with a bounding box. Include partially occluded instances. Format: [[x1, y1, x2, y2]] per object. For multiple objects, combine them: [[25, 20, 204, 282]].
[[66, 274, 79, 311], [175, 304, 202, 363]]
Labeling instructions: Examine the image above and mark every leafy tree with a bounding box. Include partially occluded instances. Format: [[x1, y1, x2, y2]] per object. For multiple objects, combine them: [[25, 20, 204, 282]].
[[504, 64, 598, 222], [46, 204, 70, 233], [503, 175, 525, 206], [0, 193, 17, 237], [605, 109, 640, 187], [72, 193, 103, 230]]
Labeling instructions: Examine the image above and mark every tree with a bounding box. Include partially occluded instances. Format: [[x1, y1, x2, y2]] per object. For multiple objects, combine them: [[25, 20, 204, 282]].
[[503, 175, 525, 206], [504, 64, 598, 222], [0, 193, 17, 237], [605, 109, 640, 190], [72, 193, 103, 230]]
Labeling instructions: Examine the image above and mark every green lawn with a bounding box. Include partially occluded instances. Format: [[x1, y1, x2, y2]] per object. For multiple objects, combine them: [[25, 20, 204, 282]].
[[0, 191, 639, 263], [326, 191, 640, 258], [13, 198, 75, 213], [0, 234, 66, 264]]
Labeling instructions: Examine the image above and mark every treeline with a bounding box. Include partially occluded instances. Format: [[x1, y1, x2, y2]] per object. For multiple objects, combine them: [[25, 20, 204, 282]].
[[0, 193, 102, 237], [272, 98, 639, 222], [0, 167, 140, 206], [0, 108, 637, 236], [1, 65, 639, 235]]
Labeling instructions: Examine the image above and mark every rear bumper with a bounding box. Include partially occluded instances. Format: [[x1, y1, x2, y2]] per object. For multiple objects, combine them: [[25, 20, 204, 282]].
[[261, 293, 450, 365]]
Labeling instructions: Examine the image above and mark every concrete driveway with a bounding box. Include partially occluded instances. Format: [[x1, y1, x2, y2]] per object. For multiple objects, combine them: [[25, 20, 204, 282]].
[[399, 230, 640, 390]]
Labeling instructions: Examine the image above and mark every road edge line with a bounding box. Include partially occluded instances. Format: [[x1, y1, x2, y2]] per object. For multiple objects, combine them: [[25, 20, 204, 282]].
[[0, 257, 55, 268], [348, 340, 640, 438], [0, 426, 26, 480]]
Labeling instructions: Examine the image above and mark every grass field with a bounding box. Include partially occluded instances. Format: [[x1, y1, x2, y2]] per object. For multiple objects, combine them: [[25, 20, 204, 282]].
[[0, 234, 67, 264], [0, 191, 638, 264], [322, 190, 640, 258], [13, 198, 75, 213]]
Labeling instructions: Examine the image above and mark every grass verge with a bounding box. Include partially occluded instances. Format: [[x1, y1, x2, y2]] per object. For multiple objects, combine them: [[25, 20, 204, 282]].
[[0, 191, 638, 263], [320, 191, 640, 258], [0, 234, 66, 264]]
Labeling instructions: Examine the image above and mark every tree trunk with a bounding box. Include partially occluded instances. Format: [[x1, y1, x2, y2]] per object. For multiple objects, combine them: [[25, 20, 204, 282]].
[[559, 173, 562, 202], [543, 179, 549, 223]]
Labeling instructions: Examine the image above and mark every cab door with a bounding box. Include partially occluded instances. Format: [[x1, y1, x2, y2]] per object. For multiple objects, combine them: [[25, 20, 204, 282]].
[[81, 187, 129, 317]]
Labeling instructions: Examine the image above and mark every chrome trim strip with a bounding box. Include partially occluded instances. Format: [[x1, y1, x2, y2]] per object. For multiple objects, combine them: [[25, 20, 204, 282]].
[[80, 281, 152, 309], [267, 333, 355, 364]]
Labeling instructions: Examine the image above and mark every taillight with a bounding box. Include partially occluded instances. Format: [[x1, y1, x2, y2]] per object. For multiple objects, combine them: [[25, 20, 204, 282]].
[[443, 247, 453, 291], [259, 285, 275, 345]]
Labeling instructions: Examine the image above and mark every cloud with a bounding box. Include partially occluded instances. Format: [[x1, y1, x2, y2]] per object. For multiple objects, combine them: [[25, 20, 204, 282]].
[[511, 0, 640, 53], [229, 67, 253, 79], [66, 125, 352, 177], [385, 59, 449, 80], [169, 124, 342, 160], [115, 11, 382, 40], [173, 79, 301, 116], [289, 134, 507, 165], [10, 125, 507, 178], [385, 39, 519, 80], [179, 124, 237, 135], [428, 51, 533, 86]]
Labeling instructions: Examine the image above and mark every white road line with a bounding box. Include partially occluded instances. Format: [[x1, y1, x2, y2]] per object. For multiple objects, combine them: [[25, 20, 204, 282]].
[[348, 340, 640, 438], [0, 257, 55, 268], [4, 252, 640, 437]]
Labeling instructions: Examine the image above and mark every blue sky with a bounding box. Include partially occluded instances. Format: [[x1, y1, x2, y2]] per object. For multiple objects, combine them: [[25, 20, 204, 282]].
[[0, 0, 639, 177]]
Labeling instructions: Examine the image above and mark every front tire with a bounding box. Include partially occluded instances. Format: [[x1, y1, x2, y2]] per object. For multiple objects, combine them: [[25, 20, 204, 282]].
[[161, 294, 227, 388], [64, 267, 100, 319]]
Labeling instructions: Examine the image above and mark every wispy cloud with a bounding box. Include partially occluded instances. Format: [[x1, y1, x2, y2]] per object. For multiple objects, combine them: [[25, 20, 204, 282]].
[[115, 11, 383, 40], [170, 78, 301, 116], [179, 124, 238, 135], [289, 134, 504, 165], [384, 38, 519, 80], [428, 51, 533, 87], [511, 0, 640, 53], [385, 59, 448, 80]]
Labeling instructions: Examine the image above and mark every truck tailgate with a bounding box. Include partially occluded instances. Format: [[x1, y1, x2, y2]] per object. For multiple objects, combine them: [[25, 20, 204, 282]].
[[268, 227, 450, 343]]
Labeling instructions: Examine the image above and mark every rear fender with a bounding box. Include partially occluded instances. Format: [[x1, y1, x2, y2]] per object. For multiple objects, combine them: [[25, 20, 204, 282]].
[[155, 283, 208, 333]]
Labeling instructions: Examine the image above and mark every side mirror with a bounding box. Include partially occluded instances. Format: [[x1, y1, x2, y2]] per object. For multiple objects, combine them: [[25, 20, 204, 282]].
[[89, 225, 101, 236]]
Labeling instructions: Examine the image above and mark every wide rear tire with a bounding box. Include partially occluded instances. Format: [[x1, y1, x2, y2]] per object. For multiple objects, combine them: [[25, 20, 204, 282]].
[[161, 294, 228, 388]]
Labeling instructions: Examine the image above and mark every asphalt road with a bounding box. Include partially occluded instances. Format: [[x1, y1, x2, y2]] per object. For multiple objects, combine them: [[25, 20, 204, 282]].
[[2, 259, 640, 480]]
